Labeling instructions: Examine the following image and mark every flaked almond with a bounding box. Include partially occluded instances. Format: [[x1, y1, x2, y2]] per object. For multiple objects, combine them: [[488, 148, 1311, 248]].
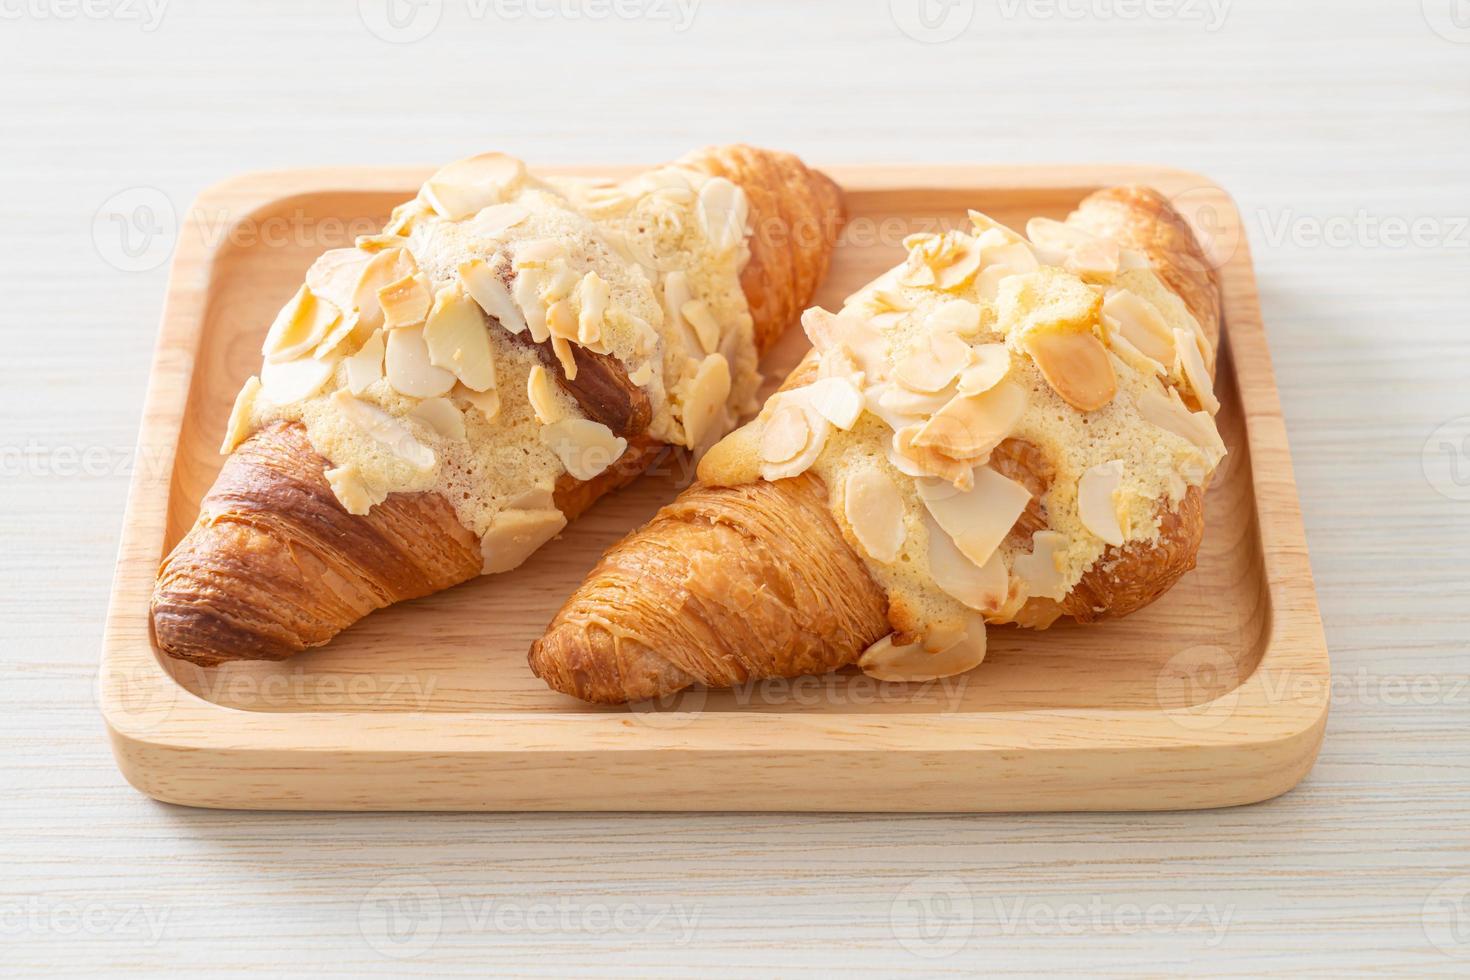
[[551, 336, 578, 381], [893, 425, 974, 490], [975, 242, 1042, 302], [424, 285, 496, 392], [354, 233, 411, 253], [545, 299, 577, 341], [305, 248, 374, 311], [913, 381, 1027, 460], [465, 202, 530, 239], [345, 329, 385, 394], [1135, 385, 1225, 460], [681, 299, 721, 355], [680, 352, 731, 449], [1026, 217, 1120, 279], [457, 383, 502, 424], [354, 247, 418, 332], [313, 311, 362, 361], [926, 299, 983, 338], [760, 402, 811, 464], [1077, 459, 1127, 546], [802, 307, 889, 382], [1173, 327, 1220, 414], [1024, 329, 1117, 411], [260, 353, 334, 404], [329, 389, 436, 472], [526, 364, 564, 424], [513, 268, 550, 343], [924, 511, 1008, 614], [540, 417, 628, 481], [844, 467, 907, 564], [324, 463, 385, 516], [955, 343, 1010, 396], [220, 376, 261, 454], [1012, 529, 1070, 602], [760, 397, 830, 482], [460, 260, 528, 335], [1102, 288, 1174, 365], [697, 176, 748, 254], [876, 382, 954, 419], [628, 362, 655, 386], [385, 326, 456, 398], [409, 396, 467, 442], [968, 209, 1027, 244], [858, 615, 987, 682], [576, 272, 610, 346], [804, 376, 864, 430], [378, 274, 432, 330], [262, 285, 340, 363], [479, 508, 568, 575], [660, 270, 695, 351], [894, 330, 971, 393], [420, 152, 526, 220], [918, 465, 1032, 568]]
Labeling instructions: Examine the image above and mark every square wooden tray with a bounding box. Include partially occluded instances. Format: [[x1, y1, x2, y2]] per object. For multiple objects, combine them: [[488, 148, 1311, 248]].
[[100, 164, 1329, 811]]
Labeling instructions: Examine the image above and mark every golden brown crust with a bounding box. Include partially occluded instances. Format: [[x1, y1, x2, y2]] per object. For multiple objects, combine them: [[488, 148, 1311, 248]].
[[529, 474, 888, 703], [152, 146, 844, 666], [682, 144, 847, 354], [530, 185, 1224, 702], [151, 421, 483, 667]]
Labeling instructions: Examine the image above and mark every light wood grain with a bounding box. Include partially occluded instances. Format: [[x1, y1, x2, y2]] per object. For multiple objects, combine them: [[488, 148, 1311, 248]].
[[4, 0, 1468, 973]]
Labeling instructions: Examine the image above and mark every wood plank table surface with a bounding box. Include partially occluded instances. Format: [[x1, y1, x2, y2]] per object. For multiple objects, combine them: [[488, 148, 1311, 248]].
[[2, 0, 1466, 974]]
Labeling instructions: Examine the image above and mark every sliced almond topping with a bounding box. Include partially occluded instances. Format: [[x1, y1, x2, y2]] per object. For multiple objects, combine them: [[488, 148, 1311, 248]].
[[884, 433, 930, 479], [802, 308, 890, 382], [1136, 385, 1225, 460], [457, 383, 501, 424], [313, 311, 362, 361], [540, 418, 628, 481], [460, 260, 528, 335], [329, 389, 436, 472], [220, 376, 261, 454], [259, 353, 334, 405], [660, 270, 695, 349], [551, 336, 578, 381], [681, 299, 721, 355], [760, 402, 811, 465], [918, 465, 1032, 567], [1012, 529, 1070, 602], [345, 329, 385, 395], [955, 343, 1011, 396], [479, 508, 568, 575], [424, 285, 496, 392], [804, 376, 864, 430], [420, 152, 527, 220], [968, 210, 1027, 243], [924, 511, 1008, 614], [844, 467, 907, 564], [513, 269, 550, 343], [893, 426, 974, 490], [894, 330, 971, 393], [526, 365, 565, 425], [1102, 288, 1174, 365], [680, 352, 731, 449], [576, 272, 610, 346], [305, 249, 373, 311], [324, 463, 386, 516], [935, 240, 983, 292], [262, 286, 341, 363], [409, 396, 467, 442], [353, 247, 418, 332], [545, 299, 577, 342], [913, 381, 1027, 460], [858, 615, 987, 682], [877, 382, 954, 419], [1078, 459, 1127, 546], [384, 326, 456, 398], [926, 299, 983, 338], [1025, 217, 1120, 279], [696, 176, 748, 253], [1024, 329, 1117, 411], [378, 274, 432, 330], [628, 362, 655, 386], [465, 201, 531, 239], [354, 234, 411, 253], [1173, 327, 1220, 414], [900, 232, 983, 292]]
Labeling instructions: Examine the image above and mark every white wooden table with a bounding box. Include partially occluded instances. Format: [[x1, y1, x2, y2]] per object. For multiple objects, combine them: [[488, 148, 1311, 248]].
[[3, 0, 1467, 974]]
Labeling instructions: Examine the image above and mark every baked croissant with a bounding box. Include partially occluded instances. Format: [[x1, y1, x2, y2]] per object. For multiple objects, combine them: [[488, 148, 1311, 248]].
[[151, 145, 844, 666], [530, 186, 1227, 702]]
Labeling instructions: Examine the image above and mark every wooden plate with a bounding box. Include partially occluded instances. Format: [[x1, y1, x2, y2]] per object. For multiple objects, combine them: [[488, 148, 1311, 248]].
[[100, 164, 1329, 811]]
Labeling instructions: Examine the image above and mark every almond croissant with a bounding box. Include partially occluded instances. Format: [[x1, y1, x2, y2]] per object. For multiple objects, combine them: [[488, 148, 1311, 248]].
[[530, 187, 1225, 702], [151, 145, 844, 666]]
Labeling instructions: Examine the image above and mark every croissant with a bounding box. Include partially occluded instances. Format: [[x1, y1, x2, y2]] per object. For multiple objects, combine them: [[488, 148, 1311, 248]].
[[151, 145, 844, 666], [530, 186, 1227, 703]]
